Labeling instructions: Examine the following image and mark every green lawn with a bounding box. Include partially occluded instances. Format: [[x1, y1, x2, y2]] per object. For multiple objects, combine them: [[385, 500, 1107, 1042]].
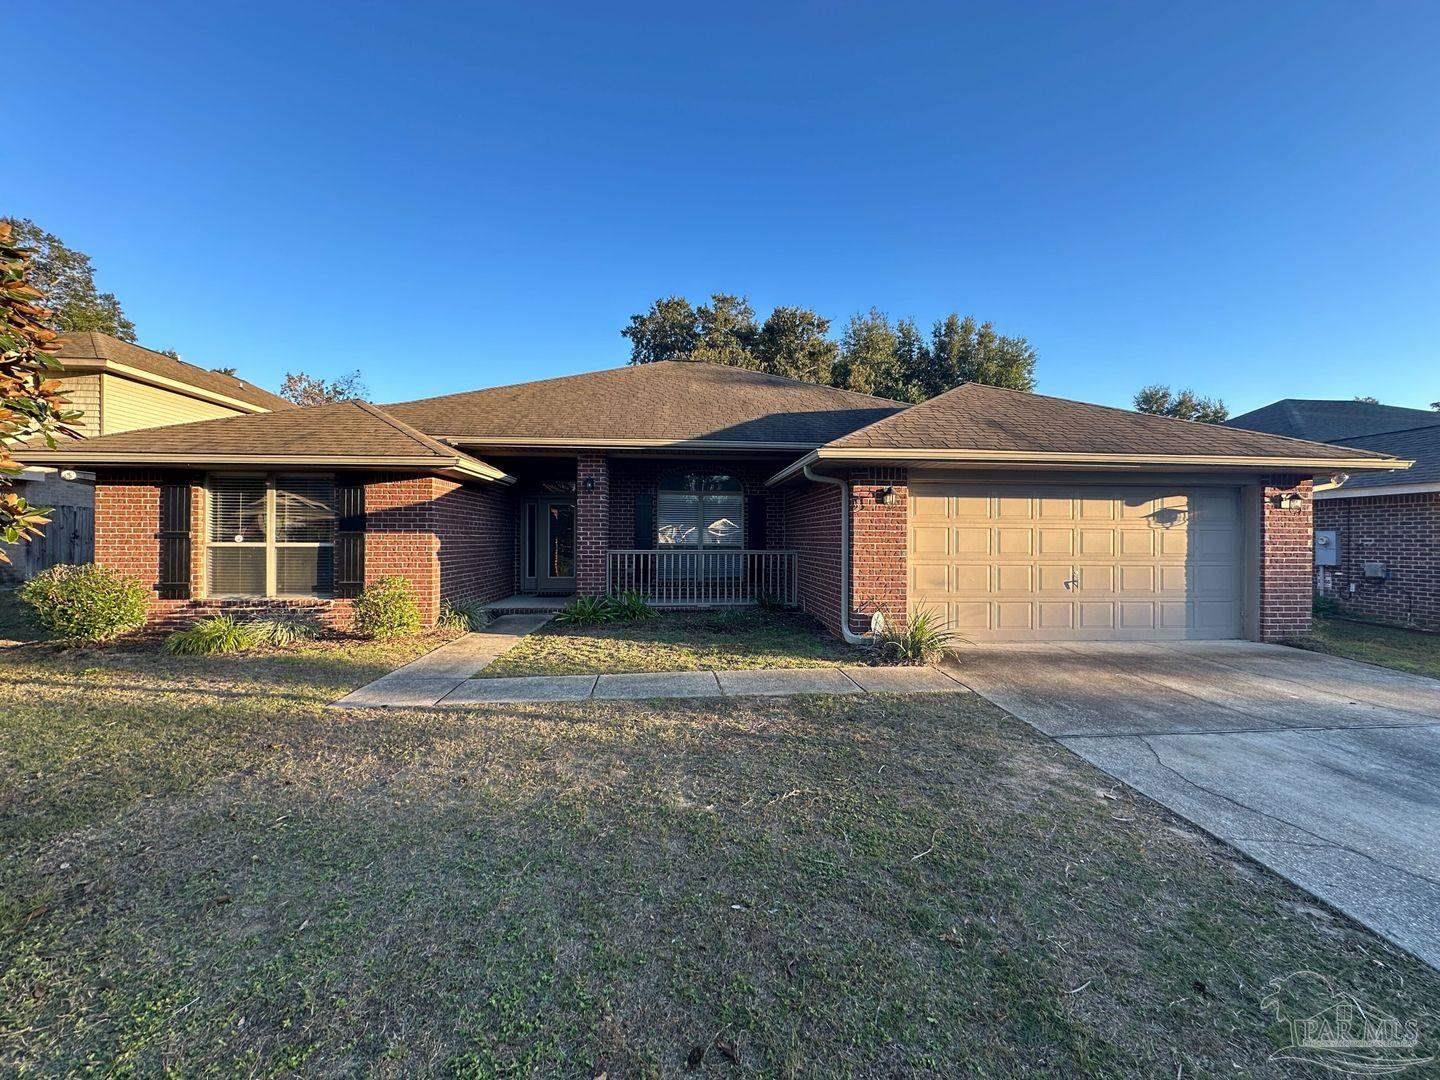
[[480, 607, 866, 677], [0, 586, 44, 644], [4, 633, 1439, 1074], [1288, 613, 1440, 679]]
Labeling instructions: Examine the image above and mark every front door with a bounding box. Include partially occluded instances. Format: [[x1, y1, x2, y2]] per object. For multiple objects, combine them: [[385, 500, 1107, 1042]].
[[536, 498, 576, 593]]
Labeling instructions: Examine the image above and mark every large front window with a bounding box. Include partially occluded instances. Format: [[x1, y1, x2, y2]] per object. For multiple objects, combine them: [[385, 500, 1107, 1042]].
[[656, 471, 744, 548], [207, 475, 337, 598]]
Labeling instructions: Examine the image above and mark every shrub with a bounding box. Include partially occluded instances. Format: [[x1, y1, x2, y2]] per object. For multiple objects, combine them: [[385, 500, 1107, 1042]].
[[756, 591, 787, 613], [165, 615, 264, 656], [875, 607, 959, 665], [352, 576, 422, 640], [439, 600, 491, 632], [249, 612, 321, 647], [1313, 594, 1340, 618], [607, 591, 656, 621], [17, 563, 150, 642], [554, 596, 615, 625]]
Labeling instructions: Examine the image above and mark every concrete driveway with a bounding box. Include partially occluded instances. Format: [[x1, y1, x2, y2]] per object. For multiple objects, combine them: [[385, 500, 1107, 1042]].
[[946, 640, 1440, 970]]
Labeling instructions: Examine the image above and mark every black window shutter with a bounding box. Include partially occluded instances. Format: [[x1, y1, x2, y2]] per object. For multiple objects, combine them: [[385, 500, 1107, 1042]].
[[157, 482, 192, 600], [746, 494, 764, 550], [634, 491, 654, 548], [334, 479, 366, 598]]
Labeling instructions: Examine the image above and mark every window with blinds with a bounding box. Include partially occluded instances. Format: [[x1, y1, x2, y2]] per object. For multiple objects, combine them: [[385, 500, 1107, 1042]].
[[207, 474, 337, 597], [655, 474, 744, 549]]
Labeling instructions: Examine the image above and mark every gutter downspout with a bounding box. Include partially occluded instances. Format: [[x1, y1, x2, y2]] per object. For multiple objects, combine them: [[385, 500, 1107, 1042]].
[[804, 463, 871, 645]]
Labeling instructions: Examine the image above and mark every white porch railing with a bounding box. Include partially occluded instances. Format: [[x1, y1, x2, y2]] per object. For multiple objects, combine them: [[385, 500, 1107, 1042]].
[[607, 549, 799, 607]]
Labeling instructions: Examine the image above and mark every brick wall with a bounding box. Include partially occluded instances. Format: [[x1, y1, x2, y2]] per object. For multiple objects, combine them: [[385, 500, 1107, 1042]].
[[1257, 475, 1314, 641], [1316, 491, 1440, 631], [433, 477, 517, 608], [92, 469, 517, 630], [779, 478, 844, 636], [848, 469, 908, 635], [575, 451, 610, 596], [363, 474, 444, 623]]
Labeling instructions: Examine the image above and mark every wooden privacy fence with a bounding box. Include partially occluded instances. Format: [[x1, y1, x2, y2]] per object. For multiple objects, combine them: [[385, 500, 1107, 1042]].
[[0, 505, 95, 581], [606, 549, 799, 607]]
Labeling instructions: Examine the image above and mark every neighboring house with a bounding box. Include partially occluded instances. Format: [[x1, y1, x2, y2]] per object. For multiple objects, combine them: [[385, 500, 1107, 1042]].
[[1228, 399, 1440, 630], [16, 362, 1406, 641], [3, 331, 293, 580]]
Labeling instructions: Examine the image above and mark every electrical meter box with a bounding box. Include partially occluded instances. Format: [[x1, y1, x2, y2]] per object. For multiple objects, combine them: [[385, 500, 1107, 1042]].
[[1314, 529, 1338, 567]]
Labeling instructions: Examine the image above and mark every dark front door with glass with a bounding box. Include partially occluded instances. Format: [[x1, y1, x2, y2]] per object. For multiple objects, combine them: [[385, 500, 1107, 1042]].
[[521, 497, 576, 593]]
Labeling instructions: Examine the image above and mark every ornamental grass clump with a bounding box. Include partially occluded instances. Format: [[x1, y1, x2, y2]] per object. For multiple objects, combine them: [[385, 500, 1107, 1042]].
[[164, 615, 264, 656], [875, 607, 959, 665]]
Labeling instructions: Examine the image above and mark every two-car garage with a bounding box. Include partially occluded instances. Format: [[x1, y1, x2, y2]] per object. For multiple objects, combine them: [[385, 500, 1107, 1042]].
[[908, 481, 1248, 641]]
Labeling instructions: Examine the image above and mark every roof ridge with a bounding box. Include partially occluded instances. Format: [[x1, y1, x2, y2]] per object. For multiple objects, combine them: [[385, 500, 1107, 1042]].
[[384, 362, 639, 407], [1332, 422, 1440, 443], [385, 359, 911, 411], [673, 360, 912, 406], [954, 381, 1384, 452], [351, 400, 458, 459]]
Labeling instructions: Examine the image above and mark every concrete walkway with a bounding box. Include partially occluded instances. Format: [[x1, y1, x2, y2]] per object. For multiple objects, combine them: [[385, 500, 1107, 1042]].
[[336, 660, 969, 708], [949, 640, 1440, 971]]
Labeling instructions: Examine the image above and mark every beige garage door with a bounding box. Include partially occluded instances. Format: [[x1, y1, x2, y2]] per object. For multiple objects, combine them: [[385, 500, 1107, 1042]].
[[909, 483, 1245, 641]]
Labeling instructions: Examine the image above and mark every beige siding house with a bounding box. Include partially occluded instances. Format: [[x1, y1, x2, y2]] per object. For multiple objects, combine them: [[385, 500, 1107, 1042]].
[[5, 331, 293, 579]]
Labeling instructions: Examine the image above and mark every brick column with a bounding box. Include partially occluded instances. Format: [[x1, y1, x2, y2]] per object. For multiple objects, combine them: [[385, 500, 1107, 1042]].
[[576, 451, 610, 596], [848, 468, 908, 635], [1257, 475, 1313, 641], [363, 474, 443, 625]]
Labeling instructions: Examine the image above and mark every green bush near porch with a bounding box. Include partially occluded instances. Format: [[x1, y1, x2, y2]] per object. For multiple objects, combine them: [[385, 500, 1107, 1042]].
[[352, 576, 422, 640], [17, 564, 149, 642]]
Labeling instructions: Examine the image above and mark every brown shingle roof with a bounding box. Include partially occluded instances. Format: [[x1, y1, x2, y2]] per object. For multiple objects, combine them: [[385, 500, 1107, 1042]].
[[824, 382, 1404, 464], [16, 400, 510, 481], [384, 361, 905, 447], [55, 331, 294, 412]]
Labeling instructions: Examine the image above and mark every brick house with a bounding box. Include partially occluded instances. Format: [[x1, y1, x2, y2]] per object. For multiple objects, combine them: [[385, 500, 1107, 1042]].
[[1229, 399, 1439, 630], [17, 364, 1406, 642], [4, 331, 293, 580]]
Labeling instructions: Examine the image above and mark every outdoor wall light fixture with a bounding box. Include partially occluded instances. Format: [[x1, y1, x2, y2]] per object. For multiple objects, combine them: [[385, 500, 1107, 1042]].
[[582, 476, 596, 493], [876, 486, 897, 506], [1271, 491, 1305, 512]]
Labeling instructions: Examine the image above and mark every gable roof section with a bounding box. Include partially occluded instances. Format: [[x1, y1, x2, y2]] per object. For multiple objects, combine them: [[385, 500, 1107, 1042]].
[[384, 361, 906, 448], [55, 331, 295, 413], [16, 400, 512, 483], [767, 383, 1407, 483], [1226, 399, 1440, 443]]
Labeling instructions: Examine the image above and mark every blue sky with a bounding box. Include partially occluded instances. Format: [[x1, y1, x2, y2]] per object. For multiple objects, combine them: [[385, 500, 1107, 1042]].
[[13, 1, 1439, 413]]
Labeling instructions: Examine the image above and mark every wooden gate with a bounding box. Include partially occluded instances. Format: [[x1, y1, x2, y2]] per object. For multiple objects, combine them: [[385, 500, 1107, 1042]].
[[1, 505, 95, 581]]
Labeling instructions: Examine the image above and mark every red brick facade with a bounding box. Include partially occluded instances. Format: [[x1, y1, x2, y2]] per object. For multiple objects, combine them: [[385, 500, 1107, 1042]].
[[779, 478, 844, 635], [848, 469, 908, 635], [91, 459, 1325, 643], [1315, 491, 1440, 631], [575, 451, 610, 596], [1256, 475, 1314, 641], [93, 469, 514, 629]]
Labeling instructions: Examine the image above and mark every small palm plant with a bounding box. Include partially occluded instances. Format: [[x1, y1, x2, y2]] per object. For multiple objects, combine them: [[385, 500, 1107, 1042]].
[[875, 607, 960, 665], [607, 591, 656, 621], [555, 596, 615, 624]]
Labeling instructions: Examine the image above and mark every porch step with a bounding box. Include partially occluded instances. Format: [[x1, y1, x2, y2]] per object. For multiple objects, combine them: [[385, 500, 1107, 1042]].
[[483, 594, 572, 615]]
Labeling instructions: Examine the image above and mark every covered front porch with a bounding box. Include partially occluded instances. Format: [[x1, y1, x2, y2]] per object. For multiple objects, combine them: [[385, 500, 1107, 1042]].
[[485, 450, 801, 608]]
